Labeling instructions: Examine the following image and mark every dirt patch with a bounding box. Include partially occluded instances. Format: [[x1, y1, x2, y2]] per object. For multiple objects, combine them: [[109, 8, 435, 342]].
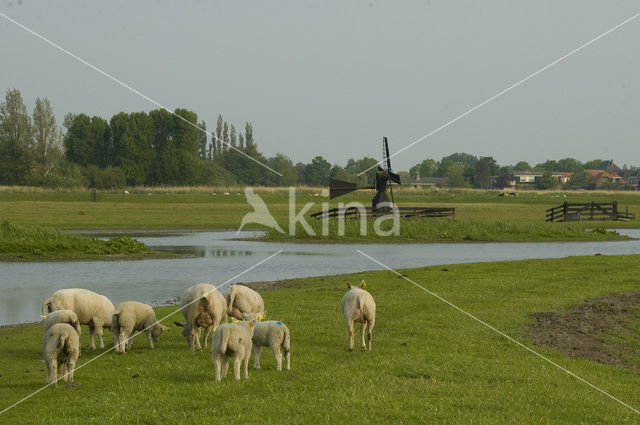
[[239, 279, 299, 292], [526, 292, 640, 371]]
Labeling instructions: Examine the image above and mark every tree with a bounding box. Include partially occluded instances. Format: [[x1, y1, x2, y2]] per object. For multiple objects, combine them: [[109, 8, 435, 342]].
[[305, 156, 332, 186], [441, 152, 478, 167], [63, 113, 111, 167], [238, 133, 244, 149], [230, 124, 237, 148], [514, 161, 530, 170], [110, 111, 154, 185], [215, 115, 223, 153], [536, 170, 559, 190], [244, 122, 253, 148], [32, 97, 61, 175], [267, 153, 298, 186], [557, 157, 583, 173], [197, 120, 208, 159], [583, 159, 602, 170], [0, 89, 32, 184], [474, 156, 497, 188], [535, 159, 560, 172], [409, 158, 438, 178]]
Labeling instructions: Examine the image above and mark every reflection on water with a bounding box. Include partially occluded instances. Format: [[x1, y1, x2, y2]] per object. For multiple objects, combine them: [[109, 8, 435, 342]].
[[1, 229, 639, 325]]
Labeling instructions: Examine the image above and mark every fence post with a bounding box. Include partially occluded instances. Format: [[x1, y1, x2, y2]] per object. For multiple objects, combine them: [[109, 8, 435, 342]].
[[562, 201, 568, 222], [613, 201, 618, 220], [591, 201, 594, 220]]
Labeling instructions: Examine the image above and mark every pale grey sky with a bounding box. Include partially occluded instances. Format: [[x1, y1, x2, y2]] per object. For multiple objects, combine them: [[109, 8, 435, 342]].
[[1, 1, 639, 171]]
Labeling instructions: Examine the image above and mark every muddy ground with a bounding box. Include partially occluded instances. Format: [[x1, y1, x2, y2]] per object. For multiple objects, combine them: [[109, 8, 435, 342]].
[[527, 292, 640, 372]]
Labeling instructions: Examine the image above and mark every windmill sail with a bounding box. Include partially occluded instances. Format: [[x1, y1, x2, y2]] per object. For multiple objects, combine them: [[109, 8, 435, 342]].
[[329, 179, 358, 199]]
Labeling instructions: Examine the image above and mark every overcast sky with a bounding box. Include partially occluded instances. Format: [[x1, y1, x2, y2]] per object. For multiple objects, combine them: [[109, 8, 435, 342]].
[[1, 1, 639, 172]]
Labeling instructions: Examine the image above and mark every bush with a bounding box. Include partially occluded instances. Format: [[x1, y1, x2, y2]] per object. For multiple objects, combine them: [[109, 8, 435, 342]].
[[84, 165, 127, 189], [23, 161, 87, 188]]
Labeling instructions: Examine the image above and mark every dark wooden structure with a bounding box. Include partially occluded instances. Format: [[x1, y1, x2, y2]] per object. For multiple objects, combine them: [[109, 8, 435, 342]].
[[311, 206, 455, 220], [545, 201, 635, 222]]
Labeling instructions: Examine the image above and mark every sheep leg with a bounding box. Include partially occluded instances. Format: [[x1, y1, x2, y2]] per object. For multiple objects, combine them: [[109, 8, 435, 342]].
[[367, 318, 375, 351], [214, 353, 222, 382], [146, 330, 155, 349], [67, 359, 76, 382], [57, 361, 66, 382], [93, 319, 105, 349], [202, 325, 213, 349], [251, 345, 262, 369], [284, 348, 290, 371], [346, 320, 355, 351], [271, 343, 282, 371], [233, 352, 242, 381], [47, 359, 57, 385], [243, 350, 250, 379], [113, 327, 121, 353], [117, 329, 129, 354], [191, 328, 202, 351], [360, 321, 366, 351], [222, 354, 229, 378], [88, 322, 96, 350]]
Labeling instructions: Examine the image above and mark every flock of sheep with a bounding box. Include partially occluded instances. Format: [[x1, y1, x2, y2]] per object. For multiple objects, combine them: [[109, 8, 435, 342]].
[[39, 280, 376, 384]]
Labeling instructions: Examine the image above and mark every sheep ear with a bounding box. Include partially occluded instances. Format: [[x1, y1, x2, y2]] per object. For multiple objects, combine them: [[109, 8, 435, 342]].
[[360, 280, 366, 289], [173, 321, 185, 328], [345, 281, 351, 289], [250, 321, 255, 327], [259, 313, 265, 320]]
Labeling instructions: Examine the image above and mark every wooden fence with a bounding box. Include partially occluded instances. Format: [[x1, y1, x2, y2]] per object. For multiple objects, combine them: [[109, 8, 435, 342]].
[[311, 206, 455, 220], [545, 201, 635, 222]]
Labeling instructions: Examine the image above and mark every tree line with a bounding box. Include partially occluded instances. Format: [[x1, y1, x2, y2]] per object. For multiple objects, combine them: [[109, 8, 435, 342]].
[[407, 153, 638, 190], [2, 88, 637, 189]]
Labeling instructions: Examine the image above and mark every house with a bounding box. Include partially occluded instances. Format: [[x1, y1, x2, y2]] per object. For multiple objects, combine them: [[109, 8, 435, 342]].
[[585, 169, 623, 188], [510, 171, 564, 186], [621, 169, 640, 189], [400, 175, 449, 188], [595, 160, 623, 174]]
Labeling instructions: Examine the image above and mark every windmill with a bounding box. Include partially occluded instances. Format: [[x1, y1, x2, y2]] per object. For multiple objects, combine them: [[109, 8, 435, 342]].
[[329, 137, 401, 211]]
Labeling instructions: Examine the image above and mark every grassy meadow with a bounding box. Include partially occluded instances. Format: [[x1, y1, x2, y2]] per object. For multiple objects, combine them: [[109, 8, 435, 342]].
[[0, 186, 638, 243], [1, 255, 639, 424]]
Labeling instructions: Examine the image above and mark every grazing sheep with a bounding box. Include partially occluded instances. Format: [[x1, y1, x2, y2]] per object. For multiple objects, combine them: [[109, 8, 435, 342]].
[[41, 288, 114, 350], [340, 280, 376, 351], [42, 309, 81, 337], [211, 320, 256, 381], [243, 313, 290, 371], [173, 283, 226, 352], [226, 284, 265, 320], [111, 301, 166, 354], [43, 323, 80, 385]]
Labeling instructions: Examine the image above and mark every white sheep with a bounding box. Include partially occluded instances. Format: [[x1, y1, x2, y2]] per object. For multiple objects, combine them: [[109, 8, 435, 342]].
[[226, 284, 265, 320], [211, 320, 255, 381], [173, 283, 227, 352], [41, 288, 114, 350], [243, 313, 290, 371], [42, 309, 81, 337], [111, 301, 166, 354], [340, 280, 376, 351], [43, 323, 80, 385]]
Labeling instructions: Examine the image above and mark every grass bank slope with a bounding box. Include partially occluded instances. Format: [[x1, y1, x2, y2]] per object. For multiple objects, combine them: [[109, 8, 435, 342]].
[[1, 255, 639, 424]]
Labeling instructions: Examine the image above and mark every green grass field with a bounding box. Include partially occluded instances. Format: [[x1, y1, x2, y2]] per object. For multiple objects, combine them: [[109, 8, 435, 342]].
[[1, 255, 639, 424]]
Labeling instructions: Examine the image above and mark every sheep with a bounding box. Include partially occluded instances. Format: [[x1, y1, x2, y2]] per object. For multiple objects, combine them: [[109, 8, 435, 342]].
[[43, 323, 80, 385], [111, 301, 166, 354], [340, 280, 376, 351], [41, 288, 114, 350], [226, 284, 265, 320], [173, 283, 226, 352], [243, 313, 290, 371], [211, 319, 256, 381], [42, 309, 81, 337]]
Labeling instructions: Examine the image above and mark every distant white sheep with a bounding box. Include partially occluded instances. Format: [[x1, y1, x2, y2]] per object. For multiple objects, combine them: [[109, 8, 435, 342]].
[[174, 284, 227, 352], [42, 309, 81, 337], [226, 284, 265, 320], [340, 280, 376, 351], [243, 313, 290, 371], [42, 288, 114, 350], [111, 301, 166, 354], [211, 319, 256, 381], [43, 323, 80, 385]]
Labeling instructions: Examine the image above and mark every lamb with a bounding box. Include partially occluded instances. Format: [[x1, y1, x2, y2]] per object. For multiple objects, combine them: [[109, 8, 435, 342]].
[[173, 283, 227, 352], [43, 323, 80, 385], [243, 313, 290, 371], [340, 280, 376, 351], [211, 319, 256, 381], [111, 301, 166, 354], [41, 288, 114, 350], [226, 284, 265, 319], [42, 309, 81, 337]]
